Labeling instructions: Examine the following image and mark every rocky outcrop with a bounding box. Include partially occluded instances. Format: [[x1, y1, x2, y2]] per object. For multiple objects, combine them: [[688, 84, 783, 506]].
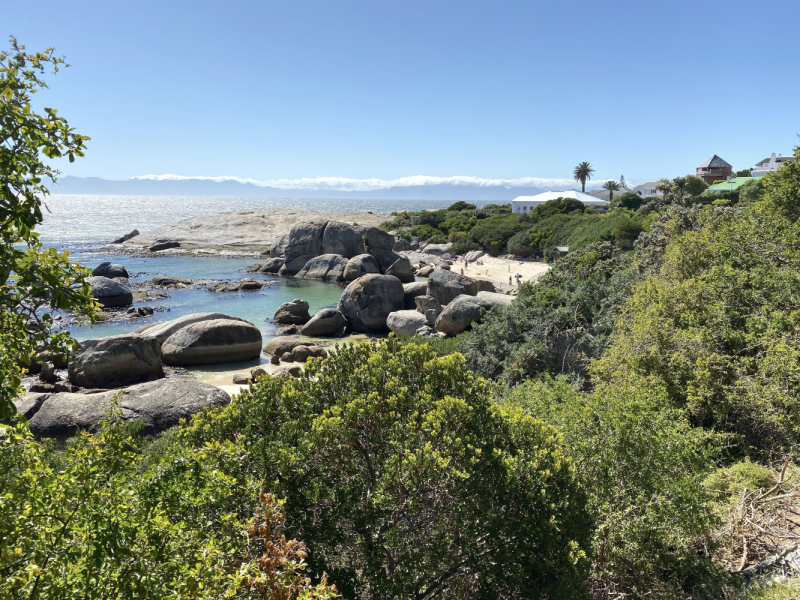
[[465, 250, 484, 262], [110, 229, 139, 244], [27, 378, 230, 438], [140, 312, 245, 344], [427, 270, 478, 306], [386, 310, 428, 336], [296, 254, 349, 283], [321, 221, 366, 258], [89, 276, 133, 307], [161, 319, 263, 365], [149, 241, 181, 252], [300, 308, 347, 337], [338, 274, 405, 333], [365, 228, 395, 251], [384, 256, 415, 283], [434, 295, 492, 335], [15, 392, 50, 419], [274, 299, 311, 324], [270, 234, 289, 257], [393, 237, 411, 252], [421, 243, 456, 256], [263, 336, 315, 357], [416, 265, 434, 277], [283, 219, 328, 274], [91, 262, 129, 279], [68, 334, 164, 389], [477, 291, 514, 306], [415, 295, 443, 317], [474, 279, 496, 293], [260, 257, 284, 273], [343, 254, 380, 282], [403, 282, 428, 310]]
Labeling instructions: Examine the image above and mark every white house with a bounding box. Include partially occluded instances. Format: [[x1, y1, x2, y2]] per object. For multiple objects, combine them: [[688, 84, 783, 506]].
[[752, 153, 795, 177], [589, 186, 636, 201], [511, 190, 610, 214], [633, 182, 663, 198]]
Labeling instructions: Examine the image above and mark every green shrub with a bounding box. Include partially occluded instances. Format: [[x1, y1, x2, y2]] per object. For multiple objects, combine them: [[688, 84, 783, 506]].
[[180, 339, 594, 600], [703, 461, 775, 500]]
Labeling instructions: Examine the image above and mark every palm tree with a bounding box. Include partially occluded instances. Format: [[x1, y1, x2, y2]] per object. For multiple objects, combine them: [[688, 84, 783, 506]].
[[573, 162, 595, 193], [603, 180, 621, 201]]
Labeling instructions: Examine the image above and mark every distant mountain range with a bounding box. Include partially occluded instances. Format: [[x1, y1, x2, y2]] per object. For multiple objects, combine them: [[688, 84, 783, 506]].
[[50, 176, 585, 201]]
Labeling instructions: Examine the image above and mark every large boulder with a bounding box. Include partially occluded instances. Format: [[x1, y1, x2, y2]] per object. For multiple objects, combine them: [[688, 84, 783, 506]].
[[427, 270, 478, 306], [283, 219, 328, 274], [386, 310, 428, 336], [465, 250, 485, 262], [88, 276, 133, 307], [338, 274, 405, 333], [403, 282, 428, 310], [161, 319, 263, 365], [110, 229, 140, 244], [260, 257, 284, 273], [477, 290, 514, 307], [68, 334, 163, 389], [14, 392, 51, 420], [343, 254, 380, 282], [364, 227, 395, 251], [28, 378, 230, 438], [263, 336, 313, 357], [150, 274, 193, 288], [393, 237, 411, 252], [274, 299, 311, 324], [291, 345, 328, 363], [321, 221, 366, 258], [270, 234, 290, 257], [91, 262, 129, 279], [149, 241, 180, 252], [434, 295, 492, 335], [384, 256, 415, 283], [300, 308, 348, 337], [296, 254, 349, 283], [140, 312, 245, 344], [369, 248, 402, 272], [421, 243, 456, 256], [416, 265, 434, 277], [415, 295, 443, 317]]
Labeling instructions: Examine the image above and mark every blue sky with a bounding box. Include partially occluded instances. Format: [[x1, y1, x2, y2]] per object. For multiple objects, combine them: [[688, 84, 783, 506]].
[[5, 0, 799, 189]]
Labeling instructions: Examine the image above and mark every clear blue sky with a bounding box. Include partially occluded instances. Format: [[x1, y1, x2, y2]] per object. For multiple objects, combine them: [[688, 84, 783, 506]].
[[5, 0, 799, 186]]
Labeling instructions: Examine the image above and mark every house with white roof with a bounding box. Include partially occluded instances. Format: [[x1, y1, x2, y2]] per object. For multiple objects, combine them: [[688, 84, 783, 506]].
[[633, 182, 663, 198], [511, 190, 610, 214], [752, 153, 795, 177]]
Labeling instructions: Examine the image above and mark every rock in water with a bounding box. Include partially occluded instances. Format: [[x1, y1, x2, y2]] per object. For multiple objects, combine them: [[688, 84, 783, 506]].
[[434, 295, 492, 335], [91, 261, 129, 279], [260, 257, 284, 273], [270, 234, 289, 257], [28, 378, 230, 438], [427, 270, 478, 306], [150, 274, 193, 287], [68, 334, 164, 389], [273, 299, 311, 324], [338, 274, 404, 333], [386, 310, 428, 336], [283, 219, 328, 274], [88, 276, 133, 307], [161, 319, 263, 365], [365, 227, 395, 251], [296, 254, 349, 283], [300, 308, 348, 337], [343, 254, 380, 281], [110, 229, 140, 244], [149, 241, 181, 252], [321, 221, 366, 258], [403, 282, 428, 309], [141, 312, 246, 344]]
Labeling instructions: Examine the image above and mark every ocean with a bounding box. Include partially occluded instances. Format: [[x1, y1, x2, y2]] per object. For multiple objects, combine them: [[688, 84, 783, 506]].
[[40, 195, 475, 346]]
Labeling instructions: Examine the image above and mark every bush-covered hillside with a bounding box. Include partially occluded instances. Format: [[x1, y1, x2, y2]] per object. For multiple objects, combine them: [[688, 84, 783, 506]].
[[381, 198, 653, 257]]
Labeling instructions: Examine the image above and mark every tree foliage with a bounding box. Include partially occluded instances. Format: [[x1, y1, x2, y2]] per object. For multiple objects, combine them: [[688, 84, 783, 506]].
[[0, 38, 96, 423], [179, 339, 594, 600]]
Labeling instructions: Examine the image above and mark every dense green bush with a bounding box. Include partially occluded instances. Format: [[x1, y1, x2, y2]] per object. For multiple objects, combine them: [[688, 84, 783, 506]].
[[180, 339, 594, 600], [505, 376, 727, 599]]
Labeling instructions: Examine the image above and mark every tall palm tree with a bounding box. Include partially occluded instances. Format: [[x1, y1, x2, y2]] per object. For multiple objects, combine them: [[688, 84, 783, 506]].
[[603, 180, 621, 201], [573, 162, 595, 193]]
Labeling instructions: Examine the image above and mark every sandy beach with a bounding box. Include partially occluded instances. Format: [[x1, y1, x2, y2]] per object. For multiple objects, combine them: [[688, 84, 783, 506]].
[[454, 255, 550, 287]]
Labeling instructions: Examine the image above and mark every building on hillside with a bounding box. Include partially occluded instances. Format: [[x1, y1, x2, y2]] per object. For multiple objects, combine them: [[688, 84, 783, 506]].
[[752, 153, 795, 177], [707, 176, 756, 194], [696, 155, 733, 184], [511, 190, 610, 214], [588, 186, 636, 201], [633, 182, 663, 197]]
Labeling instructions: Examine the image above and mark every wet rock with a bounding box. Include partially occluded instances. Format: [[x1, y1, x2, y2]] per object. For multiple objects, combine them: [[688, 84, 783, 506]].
[[150, 275, 193, 288], [89, 276, 133, 308]]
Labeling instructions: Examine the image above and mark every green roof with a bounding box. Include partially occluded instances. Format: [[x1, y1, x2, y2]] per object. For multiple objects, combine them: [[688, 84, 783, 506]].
[[708, 177, 756, 192]]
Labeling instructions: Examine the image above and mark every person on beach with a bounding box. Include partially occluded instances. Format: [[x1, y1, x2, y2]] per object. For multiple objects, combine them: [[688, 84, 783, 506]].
[[509, 276, 512, 285]]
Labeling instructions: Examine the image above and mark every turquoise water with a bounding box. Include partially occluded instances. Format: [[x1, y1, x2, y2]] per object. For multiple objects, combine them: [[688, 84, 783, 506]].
[[67, 250, 345, 342]]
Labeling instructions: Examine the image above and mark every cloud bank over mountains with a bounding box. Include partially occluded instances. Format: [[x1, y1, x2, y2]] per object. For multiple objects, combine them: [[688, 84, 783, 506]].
[[130, 173, 578, 192], [54, 173, 614, 200]]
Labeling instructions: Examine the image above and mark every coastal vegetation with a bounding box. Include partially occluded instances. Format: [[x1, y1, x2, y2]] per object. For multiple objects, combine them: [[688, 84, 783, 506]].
[[4, 38, 800, 599]]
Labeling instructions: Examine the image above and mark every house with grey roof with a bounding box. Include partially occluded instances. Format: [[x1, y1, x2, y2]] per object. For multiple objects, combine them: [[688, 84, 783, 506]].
[[633, 182, 663, 198], [696, 155, 733, 184], [588, 186, 636, 201], [752, 153, 795, 177]]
